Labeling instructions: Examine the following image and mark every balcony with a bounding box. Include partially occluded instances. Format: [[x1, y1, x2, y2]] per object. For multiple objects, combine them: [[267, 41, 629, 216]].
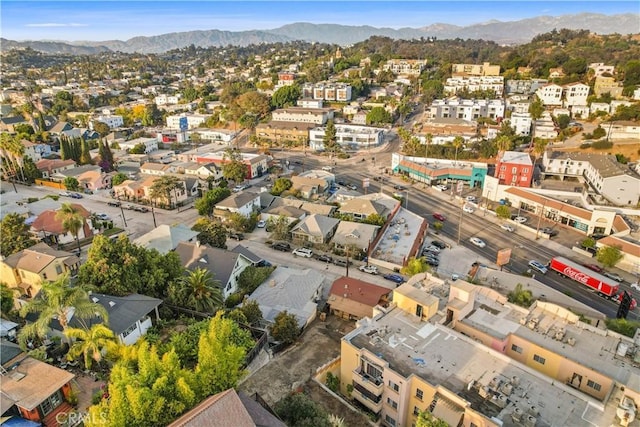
[[352, 382, 383, 413], [353, 367, 383, 395]]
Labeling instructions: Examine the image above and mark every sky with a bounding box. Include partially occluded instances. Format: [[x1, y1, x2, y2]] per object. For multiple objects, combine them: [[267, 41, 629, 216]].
[[1, 1, 639, 42]]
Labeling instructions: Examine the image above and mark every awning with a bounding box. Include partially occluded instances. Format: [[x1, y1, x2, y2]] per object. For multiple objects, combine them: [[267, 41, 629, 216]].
[[432, 397, 464, 427]]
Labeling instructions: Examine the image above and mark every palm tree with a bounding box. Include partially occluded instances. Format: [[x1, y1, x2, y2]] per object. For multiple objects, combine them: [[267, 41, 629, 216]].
[[495, 135, 512, 152], [452, 136, 465, 165], [149, 175, 182, 208], [173, 268, 223, 314], [424, 133, 433, 158], [18, 275, 109, 346], [0, 133, 26, 183], [64, 324, 119, 370], [56, 203, 85, 255]]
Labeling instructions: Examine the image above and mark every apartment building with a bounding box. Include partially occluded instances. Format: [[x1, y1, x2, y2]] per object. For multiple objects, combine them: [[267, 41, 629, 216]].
[[166, 113, 209, 130], [154, 94, 182, 105], [308, 124, 384, 151], [190, 128, 236, 144], [91, 114, 123, 130], [505, 79, 548, 95], [535, 84, 563, 106], [594, 76, 624, 98], [542, 151, 640, 206], [276, 72, 296, 87], [338, 274, 635, 427], [495, 151, 533, 187], [429, 98, 505, 121], [451, 62, 500, 77], [301, 83, 352, 102], [507, 112, 532, 136], [382, 59, 427, 76], [255, 121, 315, 146], [443, 76, 504, 96], [118, 137, 159, 154], [271, 107, 334, 125], [563, 82, 590, 107]]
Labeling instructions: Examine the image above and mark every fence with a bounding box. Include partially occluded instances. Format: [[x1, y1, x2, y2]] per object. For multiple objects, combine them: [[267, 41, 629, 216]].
[[35, 179, 66, 190]]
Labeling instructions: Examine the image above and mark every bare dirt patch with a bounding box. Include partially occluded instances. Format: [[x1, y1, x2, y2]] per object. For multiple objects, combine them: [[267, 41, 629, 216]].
[[554, 141, 640, 162]]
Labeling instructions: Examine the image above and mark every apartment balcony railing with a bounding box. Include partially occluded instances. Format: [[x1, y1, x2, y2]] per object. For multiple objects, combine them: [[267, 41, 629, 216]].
[[353, 368, 384, 395]]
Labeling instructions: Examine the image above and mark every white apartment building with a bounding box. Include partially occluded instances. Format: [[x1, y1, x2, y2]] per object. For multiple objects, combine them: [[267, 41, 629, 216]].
[[542, 151, 640, 206], [92, 114, 124, 130], [563, 83, 590, 107], [309, 124, 384, 151], [297, 99, 323, 108], [301, 83, 352, 102], [429, 98, 505, 121], [588, 63, 615, 77], [443, 76, 504, 96], [189, 128, 236, 144], [382, 59, 427, 76], [119, 137, 159, 154], [271, 107, 334, 125], [155, 94, 182, 106], [508, 112, 532, 136], [166, 113, 209, 130], [535, 84, 563, 106], [505, 79, 548, 95]]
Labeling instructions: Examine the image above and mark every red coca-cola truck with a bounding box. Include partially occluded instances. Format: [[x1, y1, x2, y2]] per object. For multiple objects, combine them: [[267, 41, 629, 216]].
[[549, 256, 619, 298]]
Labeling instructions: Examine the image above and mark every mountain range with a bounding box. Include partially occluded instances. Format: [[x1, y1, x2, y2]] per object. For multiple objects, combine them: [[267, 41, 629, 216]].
[[2, 13, 638, 55]]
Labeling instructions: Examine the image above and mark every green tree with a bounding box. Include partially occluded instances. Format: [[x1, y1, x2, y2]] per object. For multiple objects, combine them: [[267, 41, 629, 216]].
[[1, 213, 35, 256], [507, 283, 534, 307], [237, 265, 276, 295], [495, 135, 513, 152], [416, 410, 449, 427], [195, 187, 231, 216], [363, 213, 386, 227], [323, 119, 338, 154], [56, 202, 85, 254], [221, 149, 248, 184], [556, 114, 571, 130], [111, 172, 128, 186], [495, 205, 511, 220], [452, 135, 465, 164], [234, 91, 271, 118], [271, 177, 292, 196], [65, 324, 119, 370], [581, 237, 596, 250], [366, 106, 392, 125], [401, 257, 430, 276], [79, 137, 93, 165], [129, 143, 147, 154], [192, 218, 228, 249], [22, 156, 42, 182], [195, 312, 250, 397], [64, 176, 80, 191], [239, 299, 264, 326], [149, 175, 182, 208], [1, 283, 15, 316], [597, 245, 624, 269], [275, 392, 331, 427], [170, 268, 223, 314], [92, 121, 110, 137], [18, 275, 108, 346], [532, 138, 549, 162], [270, 310, 299, 344], [271, 84, 301, 108], [267, 215, 290, 241], [0, 133, 26, 183]]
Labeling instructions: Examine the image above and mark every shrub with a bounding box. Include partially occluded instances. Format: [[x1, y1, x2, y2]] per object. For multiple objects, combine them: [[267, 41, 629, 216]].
[[225, 292, 244, 308], [579, 143, 592, 149], [591, 139, 613, 150], [325, 372, 340, 392]]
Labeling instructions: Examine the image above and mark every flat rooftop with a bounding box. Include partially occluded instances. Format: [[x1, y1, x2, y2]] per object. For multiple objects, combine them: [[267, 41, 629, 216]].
[[347, 303, 619, 427], [371, 207, 425, 266]]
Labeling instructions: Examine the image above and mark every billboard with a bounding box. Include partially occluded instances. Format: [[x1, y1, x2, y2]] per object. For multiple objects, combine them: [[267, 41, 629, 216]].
[[496, 248, 512, 266], [362, 178, 370, 188]]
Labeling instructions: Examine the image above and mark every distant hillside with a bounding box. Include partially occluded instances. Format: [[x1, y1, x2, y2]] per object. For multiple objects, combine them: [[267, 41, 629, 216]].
[[2, 12, 638, 54]]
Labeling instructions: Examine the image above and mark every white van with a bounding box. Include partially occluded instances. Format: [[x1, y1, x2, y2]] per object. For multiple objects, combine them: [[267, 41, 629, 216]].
[[321, 166, 334, 172]]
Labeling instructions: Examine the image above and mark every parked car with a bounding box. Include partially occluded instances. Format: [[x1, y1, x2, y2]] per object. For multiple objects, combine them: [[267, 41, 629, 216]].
[[134, 206, 149, 213], [107, 201, 121, 207], [333, 258, 352, 267], [423, 245, 441, 254], [123, 204, 135, 210], [432, 213, 446, 222], [232, 184, 249, 193], [383, 273, 405, 284], [271, 242, 291, 252], [469, 237, 486, 248], [528, 260, 548, 274], [604, 272, 624, 282], [59, 191, 71, 197], [228, 232, 245, 241], [292, 248, 313, 258], [582, 263, 603, 273], [359, 265, 379, 275], [321, 166, 334, 172], [257, 220, 266, 228], [346, 183, 357, 190], [540, 227, 559, 236], [631, 283, 640, 291], [465, 195, 477, 203], [95, 213, 111, 221], [434, 184, 448, 192], [513, 216, 528, 224], [431, 240, 447, 249], [337, 180, 346, 186], [69, 193, 83, 199], [315, 254, 333, 263], [500, 223, 515, 232], [463, 205, 475, 213], [425, 258, 439, 267]]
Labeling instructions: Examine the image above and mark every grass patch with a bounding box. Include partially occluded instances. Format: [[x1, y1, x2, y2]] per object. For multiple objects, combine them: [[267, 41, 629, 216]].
[[103, 227, 124, 237]]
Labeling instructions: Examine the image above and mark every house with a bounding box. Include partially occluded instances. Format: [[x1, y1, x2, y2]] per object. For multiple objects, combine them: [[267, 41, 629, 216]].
[[331, 221, 380, 253], [183, 162, 222, 181], [495, 151, 534, 187], [0, 116, 29, 132], [168, 388, 285, 427], [301, 82, 352, 101], [290, 214, 340, 244], [290, 175, 329, 199], [383, 59, 427, 76], [47, 121, 73, 136], [0, 341, 75, 426], [92, 114, 124, 129], [588, 63, 615, 77], [451, 62, 500, 77], [563, 82, 590, 107], [328, 277, 392, 320], [76, 168, 112, 191], [508, 112, 532, 136], [338, 198, 389, 221], [0, 243, 80, 301], [429, 98, 505, 121], [112, 179, 145, 201], [30, 204, 94, 246], [443, 76, 504, 97], [140, 162, 176, 176], [594, 76, 624, 98], [133, 223, 199, 255], [20, 139, 51, 162], [606, 121, 640, 141], [175, 242, 253, 298], [548, 67, 565, 78], [230, 245, 266, 267], [0, 319, 19, 340], [114, 175, 189, 207], [214, 191, 260, 220], [535, 83, 563, 106], [166, 113, 210, 130], [194, 152, 269, 179], [118, 137, 158, 154], [249, 267, 323, 328], [260, 204, 306, 225], [36, 159, 76, 179]]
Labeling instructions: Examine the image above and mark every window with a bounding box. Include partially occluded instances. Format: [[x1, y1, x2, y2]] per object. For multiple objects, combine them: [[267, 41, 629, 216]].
[[511, 344, 523, 354], [387, 397, 398, 410], [533, 354, 546, 365], [42, 273, 47, 280], [512, 167, 518, 174], [385, 415, 396, 426], [500, 165, 506, 171], [416, 388, 424, 401], [587, 380, 602, 392], [523, 168, 529, 173], [121, 323, 138, 338], [55, 264, 63, 274], [388, 381, 399, 392], [413, 406, 420, 416]]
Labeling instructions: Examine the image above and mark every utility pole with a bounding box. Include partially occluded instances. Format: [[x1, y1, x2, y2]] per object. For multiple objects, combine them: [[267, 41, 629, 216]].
[[535, 201, 547, 240], [118, 197, 127, 227], [457, 200, 464, 245]]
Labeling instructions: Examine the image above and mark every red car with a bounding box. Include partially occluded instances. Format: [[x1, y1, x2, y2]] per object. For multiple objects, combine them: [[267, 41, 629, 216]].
[[582, 263, 603, 273], [433, 213, 446, 222]]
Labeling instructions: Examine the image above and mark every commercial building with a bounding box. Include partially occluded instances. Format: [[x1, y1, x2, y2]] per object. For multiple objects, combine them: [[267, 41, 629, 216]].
[[271, 107, 334, 125], [495, 151, 533, 187], [391, 153, 488, 188]]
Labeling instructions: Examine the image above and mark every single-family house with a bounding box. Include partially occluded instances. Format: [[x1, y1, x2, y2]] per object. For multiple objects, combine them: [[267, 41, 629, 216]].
[[140, 162, 176, 176], [49, 164, 102, 184], [290, 214, 340, 244], [175, 242, 253, 298], [249, 267, 323, 329], [0, 319, 19, 340], [214, 191, 260, 220], [261, 204, 307, 226], [20, 139, 51, 162], [112, 179, 145, 201], [328, 277, 392, 320], [137, 175, 189, 208], [331, 222, 380, 253], [0, 116, 29, 133], [0, 341, 75, 426], [535, 84, 563, 106], [133, 223, 199, 255], [338, 198, 389, 221], [36, 159, 76, 179], [30, 204, 94, 247], [290, 175, 329, 199], [183, 162, 222, 181], [76, 168, 112, 191], [0, 242, 80, 302], [230, 245, 266, 267]]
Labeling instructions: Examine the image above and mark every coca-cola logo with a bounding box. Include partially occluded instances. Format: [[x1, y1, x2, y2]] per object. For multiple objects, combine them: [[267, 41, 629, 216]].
[[563, 266, 589, 284]]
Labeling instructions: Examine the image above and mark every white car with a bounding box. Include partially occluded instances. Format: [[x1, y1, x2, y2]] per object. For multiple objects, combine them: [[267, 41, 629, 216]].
[[321, 166, 334, 172], [463, 205, 475, 213], [465, 195, 477, 203], [631, 283, 640, 291], [434, 184, 448, 192], [423, 245, 441, 253], [95, 213, 111, 221], [359, 265, 379, 275], [469, 237, 486, 248], [500, 223, 515, 232], [59, 191, 71, 197], [513, 216, 528, 224], [528, 260, 548, 274], [257, 220, 266, 228], [292, 248, 313, 258]]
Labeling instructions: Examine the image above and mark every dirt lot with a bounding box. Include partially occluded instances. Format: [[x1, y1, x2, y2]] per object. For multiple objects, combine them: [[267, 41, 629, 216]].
[[239, 316, 370, 426], [555, 141, 640, 162]]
